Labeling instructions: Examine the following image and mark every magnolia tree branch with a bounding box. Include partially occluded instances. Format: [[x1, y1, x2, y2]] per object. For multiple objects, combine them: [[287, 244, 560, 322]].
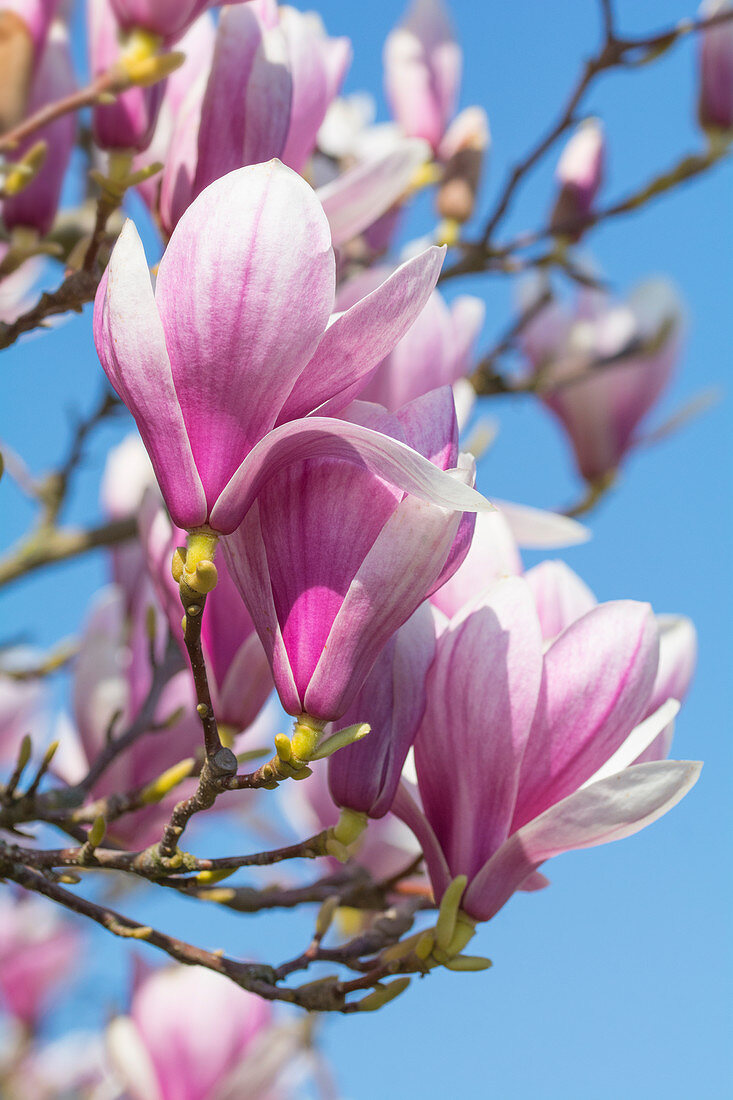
[[0, 269, 100, 351], [0, 515, 137, 589]]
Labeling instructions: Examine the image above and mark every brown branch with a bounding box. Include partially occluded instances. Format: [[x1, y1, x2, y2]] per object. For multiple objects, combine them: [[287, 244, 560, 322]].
[[0, 516, 137, 590], [0, 269, 100, 351]]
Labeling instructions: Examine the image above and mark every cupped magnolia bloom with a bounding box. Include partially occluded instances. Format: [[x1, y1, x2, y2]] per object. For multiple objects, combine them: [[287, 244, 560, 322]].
[[223, 388, 479, 723], [384, 0, 461, 152], [549, 118, 605, 238], [95, 160, 487, 534], [106, 965, 275, 1100], [334, 271, 484, 412], [0, 892, 80, 1025], [0, 0, 59, 129], [519, 276, 685, 483], [88, 0, 165, 152], [698, 0, 733, 133], [158, 4, 349, 235], [327, 602, 436, 818], [139, 491, 273, 734], [2, 22, 76, 236], [0, 662, 42, 765], [54, 585, 201, 847], [399, 577, 701, 921], [109, 0, 247, 44]]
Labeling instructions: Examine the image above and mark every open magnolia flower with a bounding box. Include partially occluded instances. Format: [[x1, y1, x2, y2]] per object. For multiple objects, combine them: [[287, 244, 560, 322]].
[[397, 577, 701, 922], [94, 159, 487, 535]]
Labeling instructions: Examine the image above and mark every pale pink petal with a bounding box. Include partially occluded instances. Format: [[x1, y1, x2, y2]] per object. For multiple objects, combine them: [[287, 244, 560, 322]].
[[493, 499, 590, 548], [524, 559, 597, 640], [512, 601, 659, 830], [93, 221, 207, 529], [415, 577, 544, 879], [583, 699, 681, 785], [317, 137, 430, 247], [392, 780, 451, 901], [431, 508, 522, 619], [210, 413, 491, 535], [279, 246, 444, 422], [465, 761, 701, 921]]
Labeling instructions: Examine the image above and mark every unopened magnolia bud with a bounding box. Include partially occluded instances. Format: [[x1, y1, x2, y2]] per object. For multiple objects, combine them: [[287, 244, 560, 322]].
[[87, 814, 107, 849], [196, 867, 235, 885], [16, 732, 32, 771], [435, 874, 468, 952], [315, 896, 340, 938], [443, 955, 492, 972], [2, 140, 47, 196], [140, 757, 195, 804], [437, 150, 483, 223], [357, 977, 411, 1012]]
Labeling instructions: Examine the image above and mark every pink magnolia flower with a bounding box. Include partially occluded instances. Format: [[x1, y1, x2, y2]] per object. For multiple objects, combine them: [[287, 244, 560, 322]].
[[2, 22, 75, 236], [88, 0, 165, 152], [0, 892, 80, 1026], [1, 0, 58, 57], [549, 118, 605, 239], [139, 491, 273, 736], [158, 3, 349, 235], [94, 160, 486, 535], [223, 388, 479, 723], [398, 577, 701, 921], [333, 270, 484, 412], [100, 432, 156, 599], [698, 0, 733, 134], [519, 276, 685, 483], [109, 0, 248, 44], [106, 965, 278, 1100], [54, 585, 201, 848], [327, 602, 436, 818], [384, 0, 461, 153]]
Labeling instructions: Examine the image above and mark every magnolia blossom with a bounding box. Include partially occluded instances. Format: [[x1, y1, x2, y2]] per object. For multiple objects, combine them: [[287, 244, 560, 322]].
[[0, 248, 42, 321], [54, 585, 201, 847], [397, 577, 700, 921], [384, 0, 461, 152], [334, 271, 485, 412], [698, 0, 733, 134], [0, 892, 80, 1026], [223, 388, 478, 723], [549, 118, 605, 239], [519, 275, 685, 483], [2, 21, 76, 236], [94, 160, 486, 535], [106, 966, 280, 1100]]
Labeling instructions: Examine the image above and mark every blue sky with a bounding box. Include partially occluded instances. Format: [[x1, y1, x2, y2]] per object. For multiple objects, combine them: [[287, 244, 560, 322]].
[[1, 1, 731, 1097]]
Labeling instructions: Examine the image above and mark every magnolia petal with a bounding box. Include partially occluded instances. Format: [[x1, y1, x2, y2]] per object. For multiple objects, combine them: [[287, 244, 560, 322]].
[[582, 698, 681, 787], [210, 415, 491, 534], [305, 474, 468, 720], [512, 600, 659, 830], [524, 559, 597, 640], [431, 507, 522, 619], [194, 6, 292, 194], [464, 761, 702, 922], [155, 161, 335, 512], [318, 137, 430, 247], [93, 222, 206, 529], [279, 245, 445, 421], [493, 498, 590, 548], [416, 577, 544, 880], [392, 781, 451, 901], [218, 635, 274, 734], [221, 503, 302, 718]]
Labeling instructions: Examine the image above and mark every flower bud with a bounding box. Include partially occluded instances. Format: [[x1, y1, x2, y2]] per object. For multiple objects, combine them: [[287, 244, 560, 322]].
[[549, 118, 605, 240]]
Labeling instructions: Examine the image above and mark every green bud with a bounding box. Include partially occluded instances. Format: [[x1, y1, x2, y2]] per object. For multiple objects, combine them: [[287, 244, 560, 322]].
[[358, 977, 411, 1012]]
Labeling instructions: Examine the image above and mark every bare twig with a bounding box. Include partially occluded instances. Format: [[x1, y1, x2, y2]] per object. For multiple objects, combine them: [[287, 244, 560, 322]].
[[0, 516, 137, 590], [0, 269, 100, 351]]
